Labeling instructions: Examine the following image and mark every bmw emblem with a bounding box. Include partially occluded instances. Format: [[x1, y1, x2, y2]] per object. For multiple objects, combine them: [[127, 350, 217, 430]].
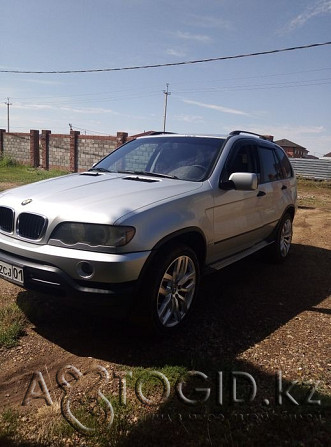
[[21, 199, 33, 206]]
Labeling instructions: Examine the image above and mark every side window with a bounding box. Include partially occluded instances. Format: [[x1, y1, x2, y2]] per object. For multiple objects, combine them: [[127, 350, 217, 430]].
[[222, 143, 259, 181], [258, 146, 282, 183], [275, 146, 293, 179]]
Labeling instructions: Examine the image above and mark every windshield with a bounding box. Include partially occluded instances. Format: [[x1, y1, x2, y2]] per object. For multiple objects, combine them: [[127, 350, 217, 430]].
[[92, 136, 225, 181]]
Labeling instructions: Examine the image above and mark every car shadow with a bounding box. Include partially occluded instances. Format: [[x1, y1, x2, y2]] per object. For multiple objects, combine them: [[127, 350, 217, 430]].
[[17, 243, 330, 368]]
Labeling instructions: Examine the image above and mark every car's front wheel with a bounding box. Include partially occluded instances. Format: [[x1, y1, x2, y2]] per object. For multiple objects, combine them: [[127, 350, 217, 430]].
[[137, 244, 200, 334]]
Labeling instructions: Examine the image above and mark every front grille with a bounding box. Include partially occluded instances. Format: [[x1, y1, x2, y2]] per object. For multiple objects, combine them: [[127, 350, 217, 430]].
[[0, 206, 14, 233], [17, 213, 47, 240]]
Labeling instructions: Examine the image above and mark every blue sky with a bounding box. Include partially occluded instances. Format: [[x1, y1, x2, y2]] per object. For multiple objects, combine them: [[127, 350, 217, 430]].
[[0, 0, 331, 156]]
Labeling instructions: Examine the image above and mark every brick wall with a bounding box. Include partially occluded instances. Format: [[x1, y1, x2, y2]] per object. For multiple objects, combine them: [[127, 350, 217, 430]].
[[48, 134, 71, 170], [1, 132, 31, 164], [78, 135, 118, 171], [0, 129, 130, 172]]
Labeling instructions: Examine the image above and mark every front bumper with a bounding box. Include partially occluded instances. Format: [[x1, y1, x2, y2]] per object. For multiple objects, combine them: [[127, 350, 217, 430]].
[[0, 234, 150, 307]]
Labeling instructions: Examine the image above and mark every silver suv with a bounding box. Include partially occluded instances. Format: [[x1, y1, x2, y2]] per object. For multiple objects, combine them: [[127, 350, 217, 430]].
[[0, 131, 297, 333]]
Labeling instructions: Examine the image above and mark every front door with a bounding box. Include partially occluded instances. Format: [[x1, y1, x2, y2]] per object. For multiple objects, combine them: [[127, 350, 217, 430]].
[[211, 141, 264, 262]]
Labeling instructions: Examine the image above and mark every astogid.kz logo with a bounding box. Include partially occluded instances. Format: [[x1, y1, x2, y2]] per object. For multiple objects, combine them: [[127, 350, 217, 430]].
[[21, 365, 322, 434]]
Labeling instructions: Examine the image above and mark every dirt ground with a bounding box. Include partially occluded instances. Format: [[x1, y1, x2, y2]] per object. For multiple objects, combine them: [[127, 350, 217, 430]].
[[0, 185, 330, 446]]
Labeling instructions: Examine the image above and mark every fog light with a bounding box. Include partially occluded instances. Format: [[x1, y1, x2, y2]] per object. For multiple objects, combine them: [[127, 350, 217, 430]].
[[77, 261, 94, 279]]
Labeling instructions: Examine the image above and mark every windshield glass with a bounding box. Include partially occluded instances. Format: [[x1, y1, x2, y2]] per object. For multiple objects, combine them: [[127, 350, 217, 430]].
[[92, 136, 225, 181]]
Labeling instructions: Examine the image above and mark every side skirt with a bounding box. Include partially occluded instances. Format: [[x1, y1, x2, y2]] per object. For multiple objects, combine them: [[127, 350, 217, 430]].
[[206, 240, 273, 272]]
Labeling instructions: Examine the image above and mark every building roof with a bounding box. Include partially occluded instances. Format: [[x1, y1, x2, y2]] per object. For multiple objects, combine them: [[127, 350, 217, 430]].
[[305, 155, 319, 159], [274, 139, 308, 152]]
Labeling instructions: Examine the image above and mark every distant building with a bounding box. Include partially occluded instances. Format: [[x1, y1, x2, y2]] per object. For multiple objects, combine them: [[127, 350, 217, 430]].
[[305, 155, 319, 160], [275, 139, 309, 158]]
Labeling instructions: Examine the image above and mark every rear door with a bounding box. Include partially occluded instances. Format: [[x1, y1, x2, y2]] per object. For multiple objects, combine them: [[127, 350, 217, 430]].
[[256, 144, 289, 235]]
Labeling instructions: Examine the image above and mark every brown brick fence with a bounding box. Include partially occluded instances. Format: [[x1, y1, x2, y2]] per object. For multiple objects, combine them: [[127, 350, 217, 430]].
[[0, 129, 130, 172]]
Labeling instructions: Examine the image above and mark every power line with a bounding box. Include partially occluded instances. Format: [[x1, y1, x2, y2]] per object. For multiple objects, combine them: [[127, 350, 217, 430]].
[[69, 123, 112, 135], [8, 66, 331, 102], [11, 76, 331, 109], [1, 41, 330, 74], [174, 77, 331, 95]]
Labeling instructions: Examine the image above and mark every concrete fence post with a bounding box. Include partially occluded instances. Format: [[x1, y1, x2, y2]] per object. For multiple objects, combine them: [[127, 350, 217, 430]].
[[116, 132, 128, 147], [70, 130, 80, 172], [41, 130, 51, 170], [0, 129, 5, 156], [30, 130, 39, 167]]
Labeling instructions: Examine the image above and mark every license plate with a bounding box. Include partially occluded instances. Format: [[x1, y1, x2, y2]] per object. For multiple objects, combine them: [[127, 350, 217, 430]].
[[0, 261, 24, 285]]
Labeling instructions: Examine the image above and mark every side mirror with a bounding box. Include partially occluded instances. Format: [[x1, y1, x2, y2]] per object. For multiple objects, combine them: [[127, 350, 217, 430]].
[[229, 172, 258, 190], [220, 172, 258, 191]]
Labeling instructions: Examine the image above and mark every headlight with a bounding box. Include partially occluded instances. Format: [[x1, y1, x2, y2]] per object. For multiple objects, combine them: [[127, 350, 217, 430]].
[[49, 223, 135, 249]]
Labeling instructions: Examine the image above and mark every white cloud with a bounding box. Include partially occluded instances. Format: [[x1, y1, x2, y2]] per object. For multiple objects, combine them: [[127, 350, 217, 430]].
[[293, 125, 325, 135], [188, 14, 233, 30], [23, 79, 63, 86], [183, 99, 251, 116], [14, 103, 54, 111], [13, 102, 119, 115], [257, 125, 324, 137], [166, 48, 186, 58], [174, 114, 204, 123], [284, 0, 331, 32], [175, 31, 212, 43], [0, 65, 21, 70], [59, 106, 119, 115]]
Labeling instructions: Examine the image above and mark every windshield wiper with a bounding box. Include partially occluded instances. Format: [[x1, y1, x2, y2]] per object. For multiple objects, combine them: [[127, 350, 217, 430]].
[[88, 167, 112, 173], [117, 170, 178, 179]]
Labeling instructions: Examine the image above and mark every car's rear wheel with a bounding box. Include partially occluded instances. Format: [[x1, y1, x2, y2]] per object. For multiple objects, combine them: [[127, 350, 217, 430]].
[[137, 244, 200, 334], [269, 213, 293, 262]]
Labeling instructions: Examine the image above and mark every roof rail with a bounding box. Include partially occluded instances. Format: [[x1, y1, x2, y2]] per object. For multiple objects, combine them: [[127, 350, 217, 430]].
[[149, 131, 177, 135], [229, 130, 272, 141]]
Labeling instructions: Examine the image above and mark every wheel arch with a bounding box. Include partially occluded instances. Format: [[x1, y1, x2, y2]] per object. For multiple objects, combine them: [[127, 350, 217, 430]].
[[268, 205, 295, 244], [284, 205, 295, 221], [152, 227, 207, 266], [137, 227, 207, 286]]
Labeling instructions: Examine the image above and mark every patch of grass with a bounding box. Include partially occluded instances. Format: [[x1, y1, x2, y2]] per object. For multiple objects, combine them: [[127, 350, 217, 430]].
[[128, 365, 188, 387], [0, 157, 68, 187], [0, 408, 19, 442], [0, 156, 20, 168], [297, 178, 331, 190], [33, 402, 74, 444], [297, 178, 331, 209], [0, 302, 27, 348], [29, 366, 190, 446], [1, 408, 19, 425]]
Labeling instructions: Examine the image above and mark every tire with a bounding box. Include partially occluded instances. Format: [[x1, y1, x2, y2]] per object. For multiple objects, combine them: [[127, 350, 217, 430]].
[[136, 244, 200, 334], [269, 213, 293, 263]]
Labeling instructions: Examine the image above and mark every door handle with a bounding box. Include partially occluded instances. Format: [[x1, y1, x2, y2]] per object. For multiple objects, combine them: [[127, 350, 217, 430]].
[[281, 185, 287, 190], [257, 191, 266, 197]]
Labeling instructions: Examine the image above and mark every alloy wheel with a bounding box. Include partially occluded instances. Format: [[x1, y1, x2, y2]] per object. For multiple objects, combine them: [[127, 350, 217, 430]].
[[280, 218, 292, 258], [156, 255, 196, 328]]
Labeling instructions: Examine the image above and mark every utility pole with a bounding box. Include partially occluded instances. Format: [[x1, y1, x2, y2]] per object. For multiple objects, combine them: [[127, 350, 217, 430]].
[[5, 97, 12, 132], [163, 83, 171, 132]]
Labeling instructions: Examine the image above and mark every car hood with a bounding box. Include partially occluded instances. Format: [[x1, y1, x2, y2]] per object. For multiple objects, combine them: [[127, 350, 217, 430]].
[[0, 172, 203, 224]]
